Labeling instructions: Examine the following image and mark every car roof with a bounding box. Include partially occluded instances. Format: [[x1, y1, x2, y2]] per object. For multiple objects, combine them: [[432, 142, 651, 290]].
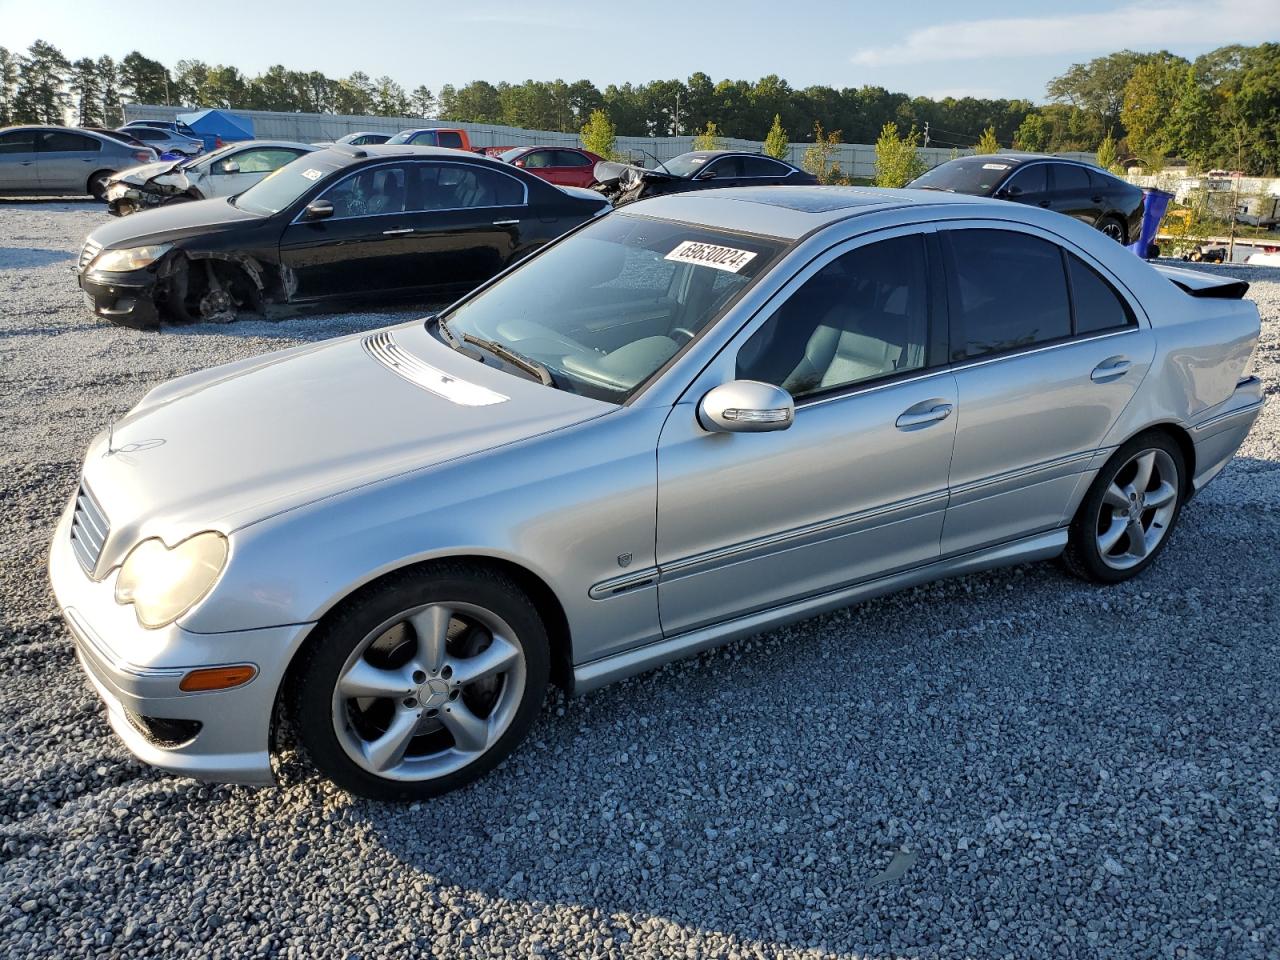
[[628, 185, 996, 240]]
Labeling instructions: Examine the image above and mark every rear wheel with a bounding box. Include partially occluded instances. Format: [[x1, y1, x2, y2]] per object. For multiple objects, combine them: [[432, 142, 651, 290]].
[[290, 563, 549, 800], [1062, 432, 1186, 583], [1098, 216, 1127, 244]]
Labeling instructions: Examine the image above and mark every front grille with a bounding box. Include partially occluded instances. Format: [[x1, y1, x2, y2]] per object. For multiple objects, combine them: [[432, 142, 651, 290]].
[[78, 239, 102, 273], [70, 482, 110, 576]]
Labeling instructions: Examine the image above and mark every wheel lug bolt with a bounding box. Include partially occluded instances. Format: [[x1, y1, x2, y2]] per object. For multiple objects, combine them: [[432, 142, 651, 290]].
[[441, 665, 453, 680], [412, 670, 426, 683], [403, 697, 417, 707]]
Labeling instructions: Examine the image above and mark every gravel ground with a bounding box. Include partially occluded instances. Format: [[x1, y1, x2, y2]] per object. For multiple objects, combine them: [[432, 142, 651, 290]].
[[1, 202, 1278, 960]]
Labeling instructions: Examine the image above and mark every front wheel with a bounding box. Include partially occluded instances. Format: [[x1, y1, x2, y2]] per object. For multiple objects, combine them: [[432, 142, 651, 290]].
[[1098, 216, 1127, 244], [1062, 432, 1186, 583], [88, 171, 113, 201], [290, 563, 550, 800]]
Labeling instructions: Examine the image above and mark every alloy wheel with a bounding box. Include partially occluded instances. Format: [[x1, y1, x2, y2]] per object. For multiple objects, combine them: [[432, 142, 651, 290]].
[[1094, 448, 1179, 570], [1100, 220, 1126, 242], [331, 601, 526, 782]]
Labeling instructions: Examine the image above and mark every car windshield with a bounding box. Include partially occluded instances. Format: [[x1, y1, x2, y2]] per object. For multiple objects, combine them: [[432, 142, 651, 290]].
[[660, 153, 714, 178], [908, 157, 1015, 195], [232, 153, 344, 215], [385, 131, 418, 145], [438, 214, 787, 403]]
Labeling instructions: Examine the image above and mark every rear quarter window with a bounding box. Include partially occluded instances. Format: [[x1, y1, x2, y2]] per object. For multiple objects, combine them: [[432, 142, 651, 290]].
[[1068, 254, 1137, 334]]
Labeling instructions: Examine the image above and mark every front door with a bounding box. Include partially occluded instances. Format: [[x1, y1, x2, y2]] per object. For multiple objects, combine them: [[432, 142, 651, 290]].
[[206, 146, 307, 198], [937, 225, 1154, 555], [0, 129, 39, 191], [1046, 163, 1103, 228], [656, 229, 958, 636]]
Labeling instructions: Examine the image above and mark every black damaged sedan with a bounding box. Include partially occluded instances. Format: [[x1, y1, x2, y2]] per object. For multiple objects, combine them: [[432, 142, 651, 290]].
[[76, 144, 610, 328]]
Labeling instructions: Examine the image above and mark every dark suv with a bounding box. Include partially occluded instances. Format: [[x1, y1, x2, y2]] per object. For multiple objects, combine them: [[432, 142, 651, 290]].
[[909, 153, 1144, 244]]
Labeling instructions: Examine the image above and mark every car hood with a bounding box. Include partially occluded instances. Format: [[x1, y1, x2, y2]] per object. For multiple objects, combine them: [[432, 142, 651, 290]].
[[110, 158, 189, 187], [81, 321, 613, 563], [87, 196, 262, 248]]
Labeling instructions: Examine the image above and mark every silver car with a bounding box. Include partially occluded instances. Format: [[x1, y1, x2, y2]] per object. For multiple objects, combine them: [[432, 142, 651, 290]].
[[0, 126, 157, 199], [49, 187, 1264, 800], [118, 123, 204, 157]]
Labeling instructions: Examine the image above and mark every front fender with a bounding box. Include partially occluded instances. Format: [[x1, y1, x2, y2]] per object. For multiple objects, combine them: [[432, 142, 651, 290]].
[[180, 407, 669, 666]]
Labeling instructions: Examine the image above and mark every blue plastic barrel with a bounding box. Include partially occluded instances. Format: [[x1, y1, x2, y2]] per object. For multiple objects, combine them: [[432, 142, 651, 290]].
[[1127, 188, 1173, 259]]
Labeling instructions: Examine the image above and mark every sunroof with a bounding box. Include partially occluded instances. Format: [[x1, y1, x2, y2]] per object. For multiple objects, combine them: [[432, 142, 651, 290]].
[[720, 187, 888, 213]]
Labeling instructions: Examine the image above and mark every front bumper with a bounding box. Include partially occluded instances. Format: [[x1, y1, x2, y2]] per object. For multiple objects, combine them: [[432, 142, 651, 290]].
[[49, 499, 314, 786], [78, 268, 161, 329]]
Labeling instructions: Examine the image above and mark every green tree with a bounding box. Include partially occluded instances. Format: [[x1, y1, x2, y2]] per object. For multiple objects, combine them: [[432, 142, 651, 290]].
[[692, 120, 726, 150], [410, 85, 435, 118], [118, 51, 171, 105], [200, 65, 247, 110], [874, 121, 926, 187], [173, 59, 210, 106], [974, 125, 1000, 153], [13, 40, 70, 124], [373, 75, 410, 117], [1121, 55, 1190, 168], [803, 121, 848, 185], [70, 57, 102, 125], [1013, 113, 1048, 151], [580, 108, 617, 160], [763, 113, 788, 158], [1046, 50, 1163, 142], [1095, 132, 1121, 172], [335, 72, 376, 115], [0, 47, 19, 126], [96, 55, 121, 125]]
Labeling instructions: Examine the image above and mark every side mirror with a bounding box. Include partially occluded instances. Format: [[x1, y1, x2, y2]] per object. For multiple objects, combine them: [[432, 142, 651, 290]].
[[218, 159, 240, 174], [302, 199, 334, 222], [698, 380, 794, 433], [999, 184, 1022, 198], [513, 158, 526, 168]]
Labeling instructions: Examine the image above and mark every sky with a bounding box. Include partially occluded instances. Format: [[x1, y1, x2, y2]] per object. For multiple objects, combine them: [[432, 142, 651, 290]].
[[0, 0, 1276, 102]]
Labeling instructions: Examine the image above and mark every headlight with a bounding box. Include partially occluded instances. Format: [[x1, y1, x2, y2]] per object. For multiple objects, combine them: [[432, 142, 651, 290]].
[[91, 243, 172, 272], [114, 532, 228, 628]]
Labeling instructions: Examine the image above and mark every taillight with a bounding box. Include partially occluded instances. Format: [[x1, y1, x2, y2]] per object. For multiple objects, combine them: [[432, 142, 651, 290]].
[[214, 137, 223, 148], [133, 151, 152, 163]]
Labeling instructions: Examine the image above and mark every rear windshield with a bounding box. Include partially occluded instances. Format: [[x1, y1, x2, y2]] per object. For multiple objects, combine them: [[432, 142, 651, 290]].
[[909, 157, 1016, 196], [232, 153, 344, 215]]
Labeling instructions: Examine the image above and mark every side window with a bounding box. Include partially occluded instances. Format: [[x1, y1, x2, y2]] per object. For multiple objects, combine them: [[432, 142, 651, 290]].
[[554, 150, 591, 167], [130, 128, 165, 141], [1068, 253, 1137, 334], [740, 156, 790, 177], [522, 150, 554, 169], [707, 156, 743, 178], [415, 164, 524, 210], [736, 234, 930, 399], [409, 132, 437, 146], [233, 148, 304, 174], [40, 132, 99, 152], [0, 131, 36, 153], [943, 229, 1071, 360], [321, 164, 409, 218], [436, 131, 464, 149], [1003, 164, 1047, 196], [1054, 164, 1090, 193]]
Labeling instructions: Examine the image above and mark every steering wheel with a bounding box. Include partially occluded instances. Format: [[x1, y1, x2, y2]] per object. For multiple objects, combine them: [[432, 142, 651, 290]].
[[670, 326, 698, 345]]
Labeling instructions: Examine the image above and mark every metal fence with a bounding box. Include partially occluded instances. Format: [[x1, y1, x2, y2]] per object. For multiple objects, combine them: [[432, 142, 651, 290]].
[[125, 104, 1098, 177]]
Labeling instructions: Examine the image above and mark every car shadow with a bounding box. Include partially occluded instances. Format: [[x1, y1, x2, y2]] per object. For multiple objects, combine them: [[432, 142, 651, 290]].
[[311, 451, 1280, 954], [0, 247, 76, 270]]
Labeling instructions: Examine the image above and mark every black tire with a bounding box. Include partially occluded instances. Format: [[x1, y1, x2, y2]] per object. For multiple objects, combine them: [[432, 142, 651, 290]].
[[289, 562, 550, 801], [1098, 216, 1127, 244], [87, 171, 113, 201], [1061, 431, 1186, 584]]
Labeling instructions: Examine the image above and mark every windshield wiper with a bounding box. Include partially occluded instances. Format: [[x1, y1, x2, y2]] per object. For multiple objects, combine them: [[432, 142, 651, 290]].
[[459, 332, 556, 387]]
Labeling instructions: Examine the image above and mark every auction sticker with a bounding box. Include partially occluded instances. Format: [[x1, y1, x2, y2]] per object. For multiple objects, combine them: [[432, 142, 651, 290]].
[[981, 163, 1010, 170], [664, 240, 757, 273], [300, 168, 325, 181]]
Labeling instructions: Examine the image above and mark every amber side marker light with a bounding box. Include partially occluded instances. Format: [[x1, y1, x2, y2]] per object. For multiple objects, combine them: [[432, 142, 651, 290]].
[[179, 665, 257, 692]]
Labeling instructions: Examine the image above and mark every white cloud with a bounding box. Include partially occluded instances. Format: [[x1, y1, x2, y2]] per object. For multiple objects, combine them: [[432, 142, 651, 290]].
[[851, 0, 1278, 66]]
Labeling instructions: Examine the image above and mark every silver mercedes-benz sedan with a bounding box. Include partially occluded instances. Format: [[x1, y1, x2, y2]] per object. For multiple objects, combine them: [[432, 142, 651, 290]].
[[49, 187, 1264, 800]]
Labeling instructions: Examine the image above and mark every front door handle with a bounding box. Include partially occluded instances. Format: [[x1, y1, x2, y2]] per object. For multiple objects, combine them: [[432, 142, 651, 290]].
[[382, 227, 414, 235], [1091, 356, 1132, 382], [492, 219, 520, 226], [895, 402, 953, 430]]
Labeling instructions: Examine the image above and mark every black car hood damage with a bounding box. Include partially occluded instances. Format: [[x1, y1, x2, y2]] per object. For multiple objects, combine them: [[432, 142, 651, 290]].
[[89, 197, 262, 248]]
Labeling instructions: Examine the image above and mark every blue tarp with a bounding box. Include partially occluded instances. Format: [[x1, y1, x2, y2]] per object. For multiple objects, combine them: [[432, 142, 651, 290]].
[[176, 109, 255, 151]]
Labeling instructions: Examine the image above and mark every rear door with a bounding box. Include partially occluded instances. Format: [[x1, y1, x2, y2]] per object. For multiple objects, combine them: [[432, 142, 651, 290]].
[[1046, 163, 1102, 226], [939, 224, 1152, 555], [0, 129, 40, 191], [36, 130, 103, 192]]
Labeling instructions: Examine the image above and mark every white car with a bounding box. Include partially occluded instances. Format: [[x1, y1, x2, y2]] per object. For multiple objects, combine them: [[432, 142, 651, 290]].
[[104, 141, 317, 216]]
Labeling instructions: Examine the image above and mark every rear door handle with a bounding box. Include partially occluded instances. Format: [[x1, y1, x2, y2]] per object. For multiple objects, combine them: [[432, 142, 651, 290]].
[[382, 227, 415, 235], [1037, 200, 1051, 207], [492, 219, 520, 226], [1091, 356, 1132, 382], [895, 402, 953, 429]]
